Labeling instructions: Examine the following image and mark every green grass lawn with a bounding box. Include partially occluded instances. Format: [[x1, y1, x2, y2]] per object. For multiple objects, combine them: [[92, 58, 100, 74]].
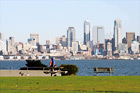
[[0, 76, 140, 93]]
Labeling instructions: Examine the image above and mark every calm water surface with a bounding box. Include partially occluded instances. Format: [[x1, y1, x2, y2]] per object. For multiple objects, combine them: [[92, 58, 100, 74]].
[[0, 60, 140, 76]]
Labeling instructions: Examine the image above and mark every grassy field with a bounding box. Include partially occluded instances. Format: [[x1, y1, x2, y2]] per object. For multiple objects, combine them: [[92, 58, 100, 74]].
[[0, 76, 140, 93]]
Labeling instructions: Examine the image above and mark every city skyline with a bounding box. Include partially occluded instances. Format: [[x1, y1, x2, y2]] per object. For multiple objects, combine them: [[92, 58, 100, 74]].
[[0, 0, 140, 44], [0, 18, 139, 45]]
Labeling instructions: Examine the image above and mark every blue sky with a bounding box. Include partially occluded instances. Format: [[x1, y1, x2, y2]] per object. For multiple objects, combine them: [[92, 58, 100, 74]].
[[0, 0, 140, 44]]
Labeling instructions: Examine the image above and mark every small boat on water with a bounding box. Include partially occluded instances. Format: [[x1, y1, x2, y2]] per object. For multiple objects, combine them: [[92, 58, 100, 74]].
[[130, 58, 134, 60]]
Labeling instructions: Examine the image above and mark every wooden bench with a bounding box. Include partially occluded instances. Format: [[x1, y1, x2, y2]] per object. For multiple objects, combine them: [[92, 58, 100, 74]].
[[44, 67, 68, 76], [48, 67, 63, 70], [44, 70, 68, 74], [20, 67, 67, 76], [94, 67, 114, 76]]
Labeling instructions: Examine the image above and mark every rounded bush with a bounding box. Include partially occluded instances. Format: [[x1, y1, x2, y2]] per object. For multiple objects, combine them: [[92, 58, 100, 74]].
[[60, 64, 79, 75]]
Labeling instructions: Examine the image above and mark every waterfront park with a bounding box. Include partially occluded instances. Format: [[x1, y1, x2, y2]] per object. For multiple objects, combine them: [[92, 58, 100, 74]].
[[0, 60, 140, 93]]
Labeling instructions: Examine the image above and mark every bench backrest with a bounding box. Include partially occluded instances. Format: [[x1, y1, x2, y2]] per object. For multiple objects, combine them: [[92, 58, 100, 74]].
[[94, 67, 114, 73]]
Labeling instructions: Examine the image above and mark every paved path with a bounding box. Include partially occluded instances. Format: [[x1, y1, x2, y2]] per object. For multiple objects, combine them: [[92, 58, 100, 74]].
[[0, 70, 52, 77]]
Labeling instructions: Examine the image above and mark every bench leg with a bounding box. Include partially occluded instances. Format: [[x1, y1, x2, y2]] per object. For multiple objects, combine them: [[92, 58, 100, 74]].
[[96, 73, 98, 76]]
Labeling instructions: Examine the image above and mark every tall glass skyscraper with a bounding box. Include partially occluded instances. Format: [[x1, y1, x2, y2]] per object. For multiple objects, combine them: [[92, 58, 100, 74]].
[[114, 18, 122, 49], [67, 27, 76, 47], [84, 20, 90, 45], [93, 26, 105, 45], [92, 26, 105, 55]]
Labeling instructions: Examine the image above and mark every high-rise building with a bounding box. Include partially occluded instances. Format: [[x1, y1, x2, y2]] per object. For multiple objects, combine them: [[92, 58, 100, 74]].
[[56, 35, 67, 47], [137, 36, 140, 43], [126, 32, 135, 52], [114, 18, 122, 49], [9, 37, 15, 46], [93, 26, 105, 45], [46, 40, 51, 45], [131, 40, 139, 54], [72, 41, 78, 54], [117, 43, 128, 55], [84, 20, 90, 45], [67, 27, 76, 47], [61, 35, 67, 47], [6, 37, 16, 55], [0, 41, 6, 55], [105, 39, 112, 55], [56, 37, 61, 44], [38, 44, 44, 53], [28, 38, 36, 47], [30, 33, 39, 45], [107, 42, 112, 56], [0, 32, 4, 41], [46, 40, 51, 49], [99, 44, 105, 55], [122, 37, 127, 44], [112, 38, 115, 53], [16, 42, 23, 52], [23, 43, 31, 51]]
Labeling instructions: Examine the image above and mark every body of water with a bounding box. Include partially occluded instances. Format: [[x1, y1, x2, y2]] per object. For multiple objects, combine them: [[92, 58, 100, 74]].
[[0, 60, 140, 76]]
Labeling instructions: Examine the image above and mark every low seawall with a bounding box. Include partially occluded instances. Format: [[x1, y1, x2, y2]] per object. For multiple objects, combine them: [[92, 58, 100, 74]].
[[0, 70, 51, 77]]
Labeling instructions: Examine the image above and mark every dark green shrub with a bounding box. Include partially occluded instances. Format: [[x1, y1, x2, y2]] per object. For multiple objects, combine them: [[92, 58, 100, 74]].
[[25, 60, 47, 67], [20, 60, 49, 70], [60, 64, 79, 75]]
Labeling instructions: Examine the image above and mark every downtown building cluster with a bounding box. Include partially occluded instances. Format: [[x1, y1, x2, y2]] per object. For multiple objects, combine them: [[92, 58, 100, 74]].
[[0, 18, 140, 60]]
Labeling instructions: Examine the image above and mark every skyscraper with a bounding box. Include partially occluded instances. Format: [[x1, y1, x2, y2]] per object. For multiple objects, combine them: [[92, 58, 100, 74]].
[[126, 32, 135, 52], [67, 27, 76, 47], [105, 39, 112, 55], [61, 35, 67, 47], [84, 20, 90, 45], [30, 33, 39, 45], [93, 26, 105, 45], [93, 26, 105, 55], [72, 41, 78, 55], [9, 37, 15, 46], [6, 37, 16, 54], [114, 18, 122, 49], [137, 36, 140, 43], [107, 42, 112, 56], [0, 32, 4, 41], [0, 32, 6, 54]]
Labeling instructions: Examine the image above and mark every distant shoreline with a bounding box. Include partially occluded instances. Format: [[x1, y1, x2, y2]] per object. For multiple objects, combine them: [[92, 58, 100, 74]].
[[0, 59, 139, 61]]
